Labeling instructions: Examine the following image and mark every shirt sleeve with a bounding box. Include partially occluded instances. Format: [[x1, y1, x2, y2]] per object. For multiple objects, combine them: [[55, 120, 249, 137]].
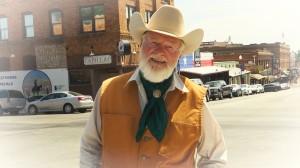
[[80, 88, 103, 168], [196, 101, 227, 168]]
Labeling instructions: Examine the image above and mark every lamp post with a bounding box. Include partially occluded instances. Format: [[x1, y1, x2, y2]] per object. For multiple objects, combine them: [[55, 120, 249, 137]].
[[239, 55, 243, 84], [266, 63, 269, 83]]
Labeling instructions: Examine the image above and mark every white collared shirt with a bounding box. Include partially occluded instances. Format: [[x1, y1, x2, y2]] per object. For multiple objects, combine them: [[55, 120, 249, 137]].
[[80, 69, 227, 168]]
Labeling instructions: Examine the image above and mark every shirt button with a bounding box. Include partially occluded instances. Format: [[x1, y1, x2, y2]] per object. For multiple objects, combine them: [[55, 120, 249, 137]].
[[141, 154, 148, 160], [144, 136, 151, 141]]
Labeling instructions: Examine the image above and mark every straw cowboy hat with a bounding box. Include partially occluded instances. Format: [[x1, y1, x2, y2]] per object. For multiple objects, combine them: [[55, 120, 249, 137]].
[[129, 5, 204, 56]]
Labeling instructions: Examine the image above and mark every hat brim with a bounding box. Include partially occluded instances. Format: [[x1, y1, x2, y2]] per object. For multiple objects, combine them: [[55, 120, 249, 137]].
[[129, 12, 204, 56]]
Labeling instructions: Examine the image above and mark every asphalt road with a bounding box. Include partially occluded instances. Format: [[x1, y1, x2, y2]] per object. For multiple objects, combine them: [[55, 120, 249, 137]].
[[0, 81, 299, 168]]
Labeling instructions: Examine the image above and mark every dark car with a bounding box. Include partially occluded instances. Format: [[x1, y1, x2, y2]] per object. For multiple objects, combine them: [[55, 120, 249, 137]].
[[263, 83, 281, 92], [190, 78, 210, 102], [205, 80, 233, 100]]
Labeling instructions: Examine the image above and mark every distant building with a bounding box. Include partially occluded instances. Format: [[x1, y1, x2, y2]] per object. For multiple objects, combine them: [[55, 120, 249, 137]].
[[0, 0, 174, 97]]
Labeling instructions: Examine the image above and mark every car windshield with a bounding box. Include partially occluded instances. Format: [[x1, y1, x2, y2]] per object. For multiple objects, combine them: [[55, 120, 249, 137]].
[[206, 81, 222, 87], [9, 90, 25, 98]]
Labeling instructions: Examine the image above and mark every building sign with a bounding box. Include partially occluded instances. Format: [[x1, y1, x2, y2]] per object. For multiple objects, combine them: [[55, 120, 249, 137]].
[[84, 55, 112, 65], [178, 53, 194, 69], [35, 45, 67, 69], [194, 49, 201, 67], [0, 69, 69, 102]]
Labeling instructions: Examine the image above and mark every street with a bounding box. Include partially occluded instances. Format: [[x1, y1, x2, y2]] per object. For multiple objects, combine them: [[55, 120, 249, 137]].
[[0, 82, 300, 168]]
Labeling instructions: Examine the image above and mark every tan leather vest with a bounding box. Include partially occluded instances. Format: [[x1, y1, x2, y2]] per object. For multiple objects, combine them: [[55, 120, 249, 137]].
[[100, 72, 206, 168]]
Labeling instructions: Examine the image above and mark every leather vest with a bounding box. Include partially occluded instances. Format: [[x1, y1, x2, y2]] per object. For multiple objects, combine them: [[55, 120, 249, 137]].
[[100, 72, 206, 168]]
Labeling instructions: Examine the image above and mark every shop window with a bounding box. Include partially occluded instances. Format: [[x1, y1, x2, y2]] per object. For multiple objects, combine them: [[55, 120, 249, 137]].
[[23, 55, 36, 70], [80, 5, 105, 33], [0, 16, 8, 40], [145, 10, 153, 24], [126, 5, 136, 30], [50, 9, 63, 36], [0, 57, 10, 71], [161, 0, 170, 5], [69, 69, 91, 85], [23, 12, 34, 38]]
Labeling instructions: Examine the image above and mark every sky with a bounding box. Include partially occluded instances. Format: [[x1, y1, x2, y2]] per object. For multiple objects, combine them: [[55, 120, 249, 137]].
[[174, 0, 300, 52]]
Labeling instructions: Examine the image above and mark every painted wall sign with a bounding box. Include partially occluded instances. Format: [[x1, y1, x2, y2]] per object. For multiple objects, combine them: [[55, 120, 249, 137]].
[[0, 68, 69, 102], [84, 55, 112, 65]]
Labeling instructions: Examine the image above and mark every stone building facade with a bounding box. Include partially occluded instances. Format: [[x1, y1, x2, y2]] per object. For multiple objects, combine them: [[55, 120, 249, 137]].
[[0, 0, 174, 97]]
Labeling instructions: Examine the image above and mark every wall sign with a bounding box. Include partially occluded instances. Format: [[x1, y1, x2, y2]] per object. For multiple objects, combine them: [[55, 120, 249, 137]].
[[84, 55, 112, 65]]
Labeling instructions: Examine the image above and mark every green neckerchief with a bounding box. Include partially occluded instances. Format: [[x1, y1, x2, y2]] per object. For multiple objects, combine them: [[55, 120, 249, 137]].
[[136, 71, 173, 142]]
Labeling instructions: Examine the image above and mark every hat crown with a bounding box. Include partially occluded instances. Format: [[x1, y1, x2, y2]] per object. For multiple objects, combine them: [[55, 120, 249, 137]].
[[147, 6, 185, 37]]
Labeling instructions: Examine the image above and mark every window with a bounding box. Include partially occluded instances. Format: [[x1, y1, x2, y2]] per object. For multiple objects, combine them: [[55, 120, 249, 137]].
[[23, 13, 34, 38], [126, 5, 136, 30], [23, 55, 37, 70], [50, 10, 62, 36], [69, 69, 91, 85], [80, 5, 105, 33], [0, 17, 8, 40], [161, 0, 170, 5], [145, 10, 153, 23]]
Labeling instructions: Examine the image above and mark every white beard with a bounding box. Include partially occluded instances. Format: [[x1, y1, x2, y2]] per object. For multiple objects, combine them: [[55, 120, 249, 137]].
[[138, 51, 177, 83]]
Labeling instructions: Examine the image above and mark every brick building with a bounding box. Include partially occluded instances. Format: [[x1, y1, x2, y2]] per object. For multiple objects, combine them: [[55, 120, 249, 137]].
[[0, 0, 174, 97], [200, 41, 291, 74]]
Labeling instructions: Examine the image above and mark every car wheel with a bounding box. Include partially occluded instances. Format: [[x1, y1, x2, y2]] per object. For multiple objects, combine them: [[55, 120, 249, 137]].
[[78, 109, 87, 113], [63, 104, 74, 114], [28, 105, 38, 115]]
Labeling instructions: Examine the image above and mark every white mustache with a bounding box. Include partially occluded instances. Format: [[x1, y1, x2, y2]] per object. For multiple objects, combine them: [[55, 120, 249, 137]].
[[149, 55, 167, 63]]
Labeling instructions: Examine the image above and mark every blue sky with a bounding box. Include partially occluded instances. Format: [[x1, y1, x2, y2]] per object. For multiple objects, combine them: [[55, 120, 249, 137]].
[[175, 0, 300, 52]]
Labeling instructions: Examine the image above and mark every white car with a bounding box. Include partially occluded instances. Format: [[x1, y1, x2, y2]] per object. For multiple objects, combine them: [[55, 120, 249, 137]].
[[27, 91, 93, 114], [240, 84, 252, 95]]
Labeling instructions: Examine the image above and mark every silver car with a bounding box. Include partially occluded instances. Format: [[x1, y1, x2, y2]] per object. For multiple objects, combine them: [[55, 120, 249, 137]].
[[0, 89, 27, 115], [27, 91, 93, 115]]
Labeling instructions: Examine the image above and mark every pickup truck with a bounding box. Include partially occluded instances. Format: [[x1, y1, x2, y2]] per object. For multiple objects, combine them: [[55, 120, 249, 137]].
[[205, 80, 233, 100], [190, 78, 210, 102]]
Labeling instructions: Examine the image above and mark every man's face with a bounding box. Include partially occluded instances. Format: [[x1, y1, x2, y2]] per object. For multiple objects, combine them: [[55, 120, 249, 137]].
[[139, 31, 183, 83]]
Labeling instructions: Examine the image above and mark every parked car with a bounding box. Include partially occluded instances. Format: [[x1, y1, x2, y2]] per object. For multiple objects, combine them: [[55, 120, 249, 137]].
[[0, 89, 27, 115], [190, 78, 210, 102], [280, 83, 288, 90], [27, 91, 93, 115], [240, 84, 252, 95], [250, 84, 259, 94], [205, 80, 233, 100], [263, 83, 281, 92], [255, 84, 264, 93], [225, 84, 243, 97]]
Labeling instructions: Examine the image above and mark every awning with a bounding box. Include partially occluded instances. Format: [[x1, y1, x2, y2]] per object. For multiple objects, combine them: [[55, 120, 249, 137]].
[[179, 66, 229, 75], [251, 74, 265, 80]]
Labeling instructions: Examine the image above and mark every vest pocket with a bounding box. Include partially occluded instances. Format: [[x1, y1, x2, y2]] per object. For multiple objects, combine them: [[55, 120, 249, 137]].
[[101, 114, 136, 167], [158, 121, 200, 166]]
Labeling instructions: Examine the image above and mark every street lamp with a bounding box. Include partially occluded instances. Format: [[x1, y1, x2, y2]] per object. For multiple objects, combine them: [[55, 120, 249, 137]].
[[239, 55, 243, 84], [266, 63, 269, 83]]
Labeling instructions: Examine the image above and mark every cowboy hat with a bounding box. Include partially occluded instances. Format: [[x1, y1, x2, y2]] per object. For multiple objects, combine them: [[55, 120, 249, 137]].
[[129, 5, 204, 56]]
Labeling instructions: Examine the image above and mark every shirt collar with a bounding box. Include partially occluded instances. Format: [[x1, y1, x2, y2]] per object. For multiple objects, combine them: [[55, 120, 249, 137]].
[[126, 68, 189, 93]]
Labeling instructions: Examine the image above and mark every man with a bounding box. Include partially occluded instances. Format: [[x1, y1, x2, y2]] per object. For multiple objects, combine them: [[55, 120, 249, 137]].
[[80, 5, 227, 168]]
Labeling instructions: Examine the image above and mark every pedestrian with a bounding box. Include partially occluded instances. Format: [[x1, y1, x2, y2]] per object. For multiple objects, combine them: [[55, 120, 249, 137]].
[[80, 5, 227, 168]]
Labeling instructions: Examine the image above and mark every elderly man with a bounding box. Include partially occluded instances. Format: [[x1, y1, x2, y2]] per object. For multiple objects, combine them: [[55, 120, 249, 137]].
[[80, 5, 227, 168]]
